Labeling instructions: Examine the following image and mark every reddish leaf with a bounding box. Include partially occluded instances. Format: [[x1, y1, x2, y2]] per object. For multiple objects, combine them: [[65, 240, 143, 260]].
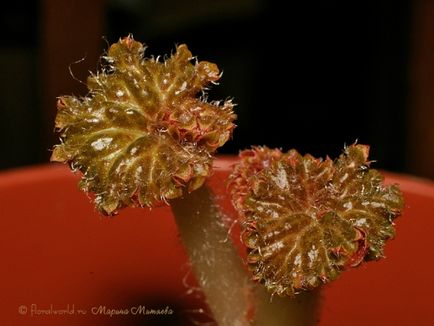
[[229, 145, 404, 296], [52, 36, 236, 214]]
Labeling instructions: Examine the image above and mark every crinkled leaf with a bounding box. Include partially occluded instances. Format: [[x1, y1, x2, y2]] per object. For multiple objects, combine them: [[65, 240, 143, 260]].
[[229, 144, 404, 296], [52, 36, 236, 214]]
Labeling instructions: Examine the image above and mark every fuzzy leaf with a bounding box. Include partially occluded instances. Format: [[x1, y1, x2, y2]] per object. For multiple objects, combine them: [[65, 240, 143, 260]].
[[52, 35, 236, 214], [229, 144, 404, 296]]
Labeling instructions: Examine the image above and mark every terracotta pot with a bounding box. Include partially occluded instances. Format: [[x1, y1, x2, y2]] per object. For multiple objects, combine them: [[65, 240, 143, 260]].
[[1, 157, 433, 325]]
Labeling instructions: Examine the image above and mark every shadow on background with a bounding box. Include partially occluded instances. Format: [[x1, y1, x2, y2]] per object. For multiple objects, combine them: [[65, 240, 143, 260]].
[[1, 0, 432, 178]]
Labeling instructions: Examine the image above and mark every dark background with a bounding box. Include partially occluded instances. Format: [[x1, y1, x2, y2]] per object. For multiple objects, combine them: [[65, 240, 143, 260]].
[[1, 0, 433, 178]]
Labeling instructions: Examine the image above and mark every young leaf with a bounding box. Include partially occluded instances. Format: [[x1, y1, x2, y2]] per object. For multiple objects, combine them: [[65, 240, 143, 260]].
[[51, 36, 236, 215], [229, 144, 404, 296]]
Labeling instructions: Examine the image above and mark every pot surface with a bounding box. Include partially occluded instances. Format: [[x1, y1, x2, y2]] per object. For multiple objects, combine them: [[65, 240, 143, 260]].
[[1, 157, 433, 325]]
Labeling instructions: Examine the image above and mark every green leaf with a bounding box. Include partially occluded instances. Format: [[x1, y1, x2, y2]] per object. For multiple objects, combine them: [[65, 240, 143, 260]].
[[229, 144, 404, 296], [52, 36, 235, 214]]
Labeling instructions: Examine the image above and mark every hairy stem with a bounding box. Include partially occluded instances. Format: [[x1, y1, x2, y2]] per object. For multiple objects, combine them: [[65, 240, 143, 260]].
[[171, 184, 252, 326], [171, 184, 320, 325], [253, 287, 320, 326]]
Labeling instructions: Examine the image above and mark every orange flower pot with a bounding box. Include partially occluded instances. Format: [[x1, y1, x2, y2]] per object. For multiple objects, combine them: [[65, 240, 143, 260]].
[[1, 157, 433, 325]]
